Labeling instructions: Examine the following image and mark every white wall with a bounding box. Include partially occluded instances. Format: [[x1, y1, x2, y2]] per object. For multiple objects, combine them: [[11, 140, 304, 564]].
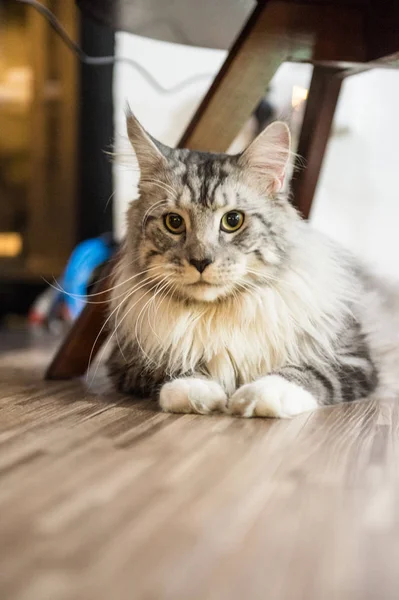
[[113, 34, 399, 281], [311, 70, 399, 281]]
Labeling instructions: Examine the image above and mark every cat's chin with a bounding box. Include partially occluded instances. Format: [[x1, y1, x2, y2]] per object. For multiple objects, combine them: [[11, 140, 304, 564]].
[[181, 282, 231, 303]]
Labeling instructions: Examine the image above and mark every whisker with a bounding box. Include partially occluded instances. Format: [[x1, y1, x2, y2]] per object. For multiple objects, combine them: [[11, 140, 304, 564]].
[[135, 278, 170, 365], [245, 267, 275, 280], [112, 271, 163, 330], [165, 280, 179, 317], [140, 178, 176, 196], [245, 267, 288, 287], [42, 251, 141, 295], [86, 273, 160, 379], [143, 280, 170, 344], [104, 190, 116, 213], [89, 278, 164, 385], [150, 283, 172, 341], [45, 265, 160, 303], [231, 286, 240, 306], [112, 273, 165, 365], [141, 199, 169, 233], [235, 280, 260, 302], [247, 268, 296, 292]]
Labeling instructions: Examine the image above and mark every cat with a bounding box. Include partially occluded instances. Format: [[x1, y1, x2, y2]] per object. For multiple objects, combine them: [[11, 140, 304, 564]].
[[107, 110, 399, 418]]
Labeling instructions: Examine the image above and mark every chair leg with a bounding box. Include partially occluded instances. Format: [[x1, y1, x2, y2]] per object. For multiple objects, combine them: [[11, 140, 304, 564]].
[[291, 66, 344, 219], [45, 260, 114, 380]]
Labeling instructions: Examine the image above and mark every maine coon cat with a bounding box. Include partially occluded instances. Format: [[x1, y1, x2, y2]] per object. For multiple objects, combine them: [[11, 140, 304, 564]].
[[107, 111, 399, 418]]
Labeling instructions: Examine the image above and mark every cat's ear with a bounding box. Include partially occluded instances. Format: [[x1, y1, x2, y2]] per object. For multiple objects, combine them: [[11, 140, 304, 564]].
[[238, 121, 291, 195], [126, 108, 169, 176]]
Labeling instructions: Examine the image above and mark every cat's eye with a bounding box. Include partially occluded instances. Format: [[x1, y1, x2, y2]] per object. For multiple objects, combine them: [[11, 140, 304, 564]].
[[220, 211, 245, 233], [164, 213, 186, 234]]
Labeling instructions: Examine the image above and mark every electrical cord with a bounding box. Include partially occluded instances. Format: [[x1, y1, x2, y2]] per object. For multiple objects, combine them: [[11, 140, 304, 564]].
[[15, 0, 215, 94]]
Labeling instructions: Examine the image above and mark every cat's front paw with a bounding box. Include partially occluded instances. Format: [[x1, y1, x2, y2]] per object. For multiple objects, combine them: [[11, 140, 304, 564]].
[[159, 377, 227, 415], [227, 375, 318, 418]]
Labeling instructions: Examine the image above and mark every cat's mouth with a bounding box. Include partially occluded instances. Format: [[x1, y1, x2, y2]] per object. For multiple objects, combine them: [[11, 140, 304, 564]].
[[188, 280, 223, 288], [180, 278, 231, 302], [189, 281, 213, 286]]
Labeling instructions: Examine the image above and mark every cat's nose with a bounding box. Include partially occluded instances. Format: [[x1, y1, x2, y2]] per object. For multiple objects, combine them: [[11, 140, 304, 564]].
[[189, 258, 213, 274]]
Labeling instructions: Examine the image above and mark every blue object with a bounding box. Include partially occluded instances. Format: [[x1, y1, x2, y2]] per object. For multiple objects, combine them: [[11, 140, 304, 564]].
[[62, 236, 113, 320]]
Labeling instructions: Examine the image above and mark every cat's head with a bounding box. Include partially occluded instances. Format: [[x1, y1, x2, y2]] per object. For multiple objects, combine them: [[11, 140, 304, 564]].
[[124, 111, 297, 303]]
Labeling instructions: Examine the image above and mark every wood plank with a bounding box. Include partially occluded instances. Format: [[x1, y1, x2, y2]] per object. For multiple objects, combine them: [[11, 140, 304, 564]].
[[2, 336, 399, 600]]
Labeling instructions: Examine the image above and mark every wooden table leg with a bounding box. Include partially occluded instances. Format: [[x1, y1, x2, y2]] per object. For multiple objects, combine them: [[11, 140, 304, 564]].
[[45, 261, 114, 380], [290, 67, 344, 219]]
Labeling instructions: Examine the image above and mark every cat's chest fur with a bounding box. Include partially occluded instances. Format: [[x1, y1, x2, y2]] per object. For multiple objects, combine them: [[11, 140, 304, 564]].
[[121, 283, 332, 395]]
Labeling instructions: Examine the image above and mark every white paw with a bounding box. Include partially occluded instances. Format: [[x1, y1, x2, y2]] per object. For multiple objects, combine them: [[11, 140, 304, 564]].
[[227, 375, 318, 418], [159, 378, 227, 415]]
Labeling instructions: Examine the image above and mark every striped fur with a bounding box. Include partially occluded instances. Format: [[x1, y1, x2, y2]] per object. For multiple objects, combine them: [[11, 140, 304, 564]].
[[107, 113, 399, 418]]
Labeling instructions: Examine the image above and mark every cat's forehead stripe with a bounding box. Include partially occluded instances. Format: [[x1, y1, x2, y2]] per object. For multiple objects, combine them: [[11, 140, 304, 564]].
[[171, 153, 235, 208]]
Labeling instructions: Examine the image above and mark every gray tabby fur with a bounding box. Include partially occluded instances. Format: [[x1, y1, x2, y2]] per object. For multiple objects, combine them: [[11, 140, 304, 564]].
[[107, 112, 399, 418]]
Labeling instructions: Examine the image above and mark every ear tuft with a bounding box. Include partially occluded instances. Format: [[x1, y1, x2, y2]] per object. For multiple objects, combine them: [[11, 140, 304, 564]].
[[126, 109, 168, 176], [238, 121, 291, 195]]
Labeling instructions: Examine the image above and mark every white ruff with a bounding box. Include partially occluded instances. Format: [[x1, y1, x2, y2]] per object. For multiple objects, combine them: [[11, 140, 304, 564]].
[[111, 232, 355, 396]]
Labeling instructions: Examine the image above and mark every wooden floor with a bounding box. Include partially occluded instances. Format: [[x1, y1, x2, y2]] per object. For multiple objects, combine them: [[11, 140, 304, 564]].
[[1, 331, 399, 600]]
